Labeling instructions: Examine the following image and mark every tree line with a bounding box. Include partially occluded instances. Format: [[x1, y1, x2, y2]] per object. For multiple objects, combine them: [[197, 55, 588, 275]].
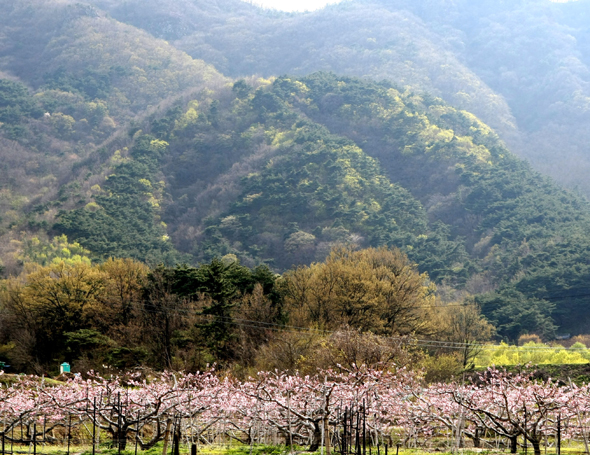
[[0, 245, 492, 377], [0, 366, 587, 455]]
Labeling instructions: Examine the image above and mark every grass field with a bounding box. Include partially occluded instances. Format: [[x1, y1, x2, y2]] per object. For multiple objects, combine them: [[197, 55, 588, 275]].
[[3, 442, 587, 455]]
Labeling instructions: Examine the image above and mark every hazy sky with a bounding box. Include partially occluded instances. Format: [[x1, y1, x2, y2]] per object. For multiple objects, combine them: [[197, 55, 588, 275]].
[[248, 0, 343, 12]]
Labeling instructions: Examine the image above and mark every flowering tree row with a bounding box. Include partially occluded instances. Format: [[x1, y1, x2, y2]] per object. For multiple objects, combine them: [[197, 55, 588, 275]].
[[0, 368, 586, 455]]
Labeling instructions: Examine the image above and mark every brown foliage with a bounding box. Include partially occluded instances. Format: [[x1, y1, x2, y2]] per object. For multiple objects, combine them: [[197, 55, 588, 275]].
[[284, 246, 436, 336], [251, 330, 321, 375], [310, 327, 419, 373], [94, 258, 149, 344], [518, 333, 543, 346], [232, 283, 280, 370], [0, 258, 151, 373], [431, 302, 494, 369], [555, 334, 590, 348], [249, 326, 419, 376]]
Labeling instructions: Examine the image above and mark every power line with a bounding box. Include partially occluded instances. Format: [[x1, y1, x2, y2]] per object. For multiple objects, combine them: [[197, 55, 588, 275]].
[[128, 300, 590, 352]]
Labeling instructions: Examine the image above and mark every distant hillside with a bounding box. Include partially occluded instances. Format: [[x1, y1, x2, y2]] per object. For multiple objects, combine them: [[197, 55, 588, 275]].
[[50, 71, 590, 338], [0, 1, 225, 121], [91, 0, 518, 145], [90, 0, 590, 195], [0, 0, 226, 267], [1, 0, 590, 341]]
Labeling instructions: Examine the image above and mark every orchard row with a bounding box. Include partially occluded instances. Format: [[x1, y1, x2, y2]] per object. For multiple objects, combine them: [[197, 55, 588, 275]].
[[0, 367, 586, 455]]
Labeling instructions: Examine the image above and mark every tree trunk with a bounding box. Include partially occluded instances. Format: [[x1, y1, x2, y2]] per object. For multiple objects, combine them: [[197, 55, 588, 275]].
[[531, 438, 541, 455], [113, 428, 128, 451], [139, 419, 168, 450], [510, 435, 518, 454], [162, 419, 172, 455], [309, 420, 322, 452], [325, 417, 330, 455], [473, 428, 480, 448], [173, 423, 181, 455]]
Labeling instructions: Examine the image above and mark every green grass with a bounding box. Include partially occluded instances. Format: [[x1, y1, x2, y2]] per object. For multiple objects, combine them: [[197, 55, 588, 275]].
[[6, 441, 589, 455], [8, 444, 91, 455]]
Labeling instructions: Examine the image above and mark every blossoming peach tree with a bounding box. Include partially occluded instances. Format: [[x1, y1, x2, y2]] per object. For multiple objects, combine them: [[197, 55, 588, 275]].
[[0, 367, 586, 454]]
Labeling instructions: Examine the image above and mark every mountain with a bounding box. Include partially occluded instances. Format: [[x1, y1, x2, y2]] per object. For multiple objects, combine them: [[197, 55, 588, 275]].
[[90, 0, 590, 195], [54, 70, 590, 338], [90, 0, 519, 148], [1, 0, 590, 340], [0, 0, 226, 267]]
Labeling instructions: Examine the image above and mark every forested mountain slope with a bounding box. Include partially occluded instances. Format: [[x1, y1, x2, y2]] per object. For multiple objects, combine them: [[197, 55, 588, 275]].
[[0, 0, 226, 267], [1, 0, 590, 341], [91, 0, 518, 150], [91, 0, 590, 195], [55, 71, 590, 338]]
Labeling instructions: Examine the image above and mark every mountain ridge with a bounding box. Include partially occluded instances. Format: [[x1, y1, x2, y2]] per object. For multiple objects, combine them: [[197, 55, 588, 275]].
[[87, 0, 590, 194], [1, 0, 590, 340]]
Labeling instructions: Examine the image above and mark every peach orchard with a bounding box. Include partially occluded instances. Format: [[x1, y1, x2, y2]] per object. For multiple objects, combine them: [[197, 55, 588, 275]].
[[0, 367, 585, 455]]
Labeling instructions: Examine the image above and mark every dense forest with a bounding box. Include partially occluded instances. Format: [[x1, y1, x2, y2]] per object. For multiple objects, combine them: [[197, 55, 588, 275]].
[[0, 247, 492, 377], [89, 0, 590, 195], [1, 0, 590, 375]]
